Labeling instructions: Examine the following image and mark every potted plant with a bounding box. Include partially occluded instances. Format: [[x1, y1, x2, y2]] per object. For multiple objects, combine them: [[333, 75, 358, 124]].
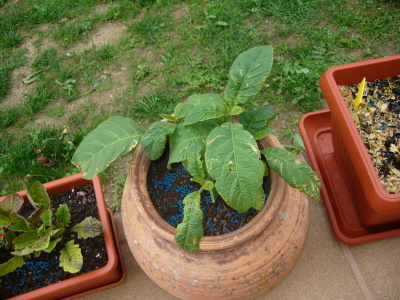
[[0, 173, 125, 300], [72, 46, 320, 299], [319, 55, 400, 228]]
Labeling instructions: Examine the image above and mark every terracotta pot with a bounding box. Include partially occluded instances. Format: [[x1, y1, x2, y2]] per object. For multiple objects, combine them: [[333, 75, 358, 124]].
[[0, 173, 126, 300], [319, 55, 400, 228], [122, 134, 309, 300]]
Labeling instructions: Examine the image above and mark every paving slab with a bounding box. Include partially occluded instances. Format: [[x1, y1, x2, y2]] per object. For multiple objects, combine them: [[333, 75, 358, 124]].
[[77, 197, 399, 300]]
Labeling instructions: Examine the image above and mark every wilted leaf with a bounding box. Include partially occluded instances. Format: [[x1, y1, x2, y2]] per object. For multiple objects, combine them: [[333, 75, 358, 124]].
[[60, 240, 83, 273], [175, 191, 204, 253], [0, 194, 24, 214], [10, 247, 34, 256], [27, 208, 44, 227], [72, 116, 144, 179], [72, 216, 103, 239], [9, 213, 31, 232], [262, 147, 321, 200], [31, 228, 53, 251], [23, 181, 50, 210], [37, 155, 55, 167], [141, 121, 176, 160], [205, 122, 265, 212]]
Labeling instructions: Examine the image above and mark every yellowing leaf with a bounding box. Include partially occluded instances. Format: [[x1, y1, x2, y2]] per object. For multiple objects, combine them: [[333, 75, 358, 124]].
[[72, 216, 103, 239], [354, 77, 366, 108], [175, 191, 203, 253], [59, 240, 83, 273], [0, 256, 25, 276]]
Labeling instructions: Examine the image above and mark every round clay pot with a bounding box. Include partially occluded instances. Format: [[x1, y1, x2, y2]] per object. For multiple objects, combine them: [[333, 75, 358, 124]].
[[122, 134, 309, 300]]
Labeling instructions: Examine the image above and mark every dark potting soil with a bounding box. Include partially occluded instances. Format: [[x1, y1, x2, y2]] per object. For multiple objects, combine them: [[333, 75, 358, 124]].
[[340, 76, 400, 194], [147, 150, 271, 236], [0, 184, 108, 299]]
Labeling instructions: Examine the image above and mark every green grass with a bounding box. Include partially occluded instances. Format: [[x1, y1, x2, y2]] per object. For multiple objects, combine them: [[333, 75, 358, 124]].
[[0, 0, 399, 203]]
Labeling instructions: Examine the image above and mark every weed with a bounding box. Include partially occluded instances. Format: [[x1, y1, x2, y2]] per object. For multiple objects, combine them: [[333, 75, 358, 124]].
[[0, 49, 27, 99], [109, 174, 127, 212], [129, 12, 172, 45], [32, 48, 60, 71], [0, 128, 83, 194], [94, 43, 117, 62], [46, 106, 65, 118]]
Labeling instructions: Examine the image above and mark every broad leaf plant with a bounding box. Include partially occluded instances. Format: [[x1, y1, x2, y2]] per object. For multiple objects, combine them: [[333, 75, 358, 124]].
[[72, 46, 320, 252], [0, 181, 103, 276]]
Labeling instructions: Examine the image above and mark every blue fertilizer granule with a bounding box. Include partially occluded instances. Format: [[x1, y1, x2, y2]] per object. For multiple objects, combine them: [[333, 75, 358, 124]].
[[147, 153, 271, 236]]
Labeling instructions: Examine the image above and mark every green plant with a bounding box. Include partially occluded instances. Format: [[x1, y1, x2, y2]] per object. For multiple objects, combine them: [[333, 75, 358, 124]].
[[0, 181, 103, 276], [72, 46, 320, 253]]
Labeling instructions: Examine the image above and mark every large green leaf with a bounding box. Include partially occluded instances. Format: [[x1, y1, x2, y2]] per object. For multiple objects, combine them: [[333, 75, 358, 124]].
[[205, 122, 265, 212], [262, 147, 321, 200], [183, 103, 225, 126], [60, 240, 83, 273], [224, 45, 273, 104], [72, 116, 144, 179], [141, 121, 176, 160], [168, 121, 216, 166], [239, 106, 276, 140], [0, 256, 25, 276], [175, 191, 204, 253], [23, 181, 50, 210], [174, 93, 222, 119]]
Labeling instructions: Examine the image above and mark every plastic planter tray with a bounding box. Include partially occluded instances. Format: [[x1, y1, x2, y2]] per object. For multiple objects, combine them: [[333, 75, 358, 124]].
[[63, 208, 126, 300], [299, 109, 400, 245], [1, 174, 126, 300], [319, 55, 400, 227]]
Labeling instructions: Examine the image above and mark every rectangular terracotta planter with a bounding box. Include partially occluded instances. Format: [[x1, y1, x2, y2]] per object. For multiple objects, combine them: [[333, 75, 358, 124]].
[[319, 55, 400, 228], [0, 173, 125, 300]]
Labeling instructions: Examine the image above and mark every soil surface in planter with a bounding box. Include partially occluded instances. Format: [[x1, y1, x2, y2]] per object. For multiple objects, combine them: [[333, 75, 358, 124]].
[[0, 184, 108, 299], [147, 150, 271, 236], [340, 76, 400, 194]]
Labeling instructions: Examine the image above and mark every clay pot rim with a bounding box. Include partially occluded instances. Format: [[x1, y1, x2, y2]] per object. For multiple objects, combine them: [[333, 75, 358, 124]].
[[129, 134, 287, 252]]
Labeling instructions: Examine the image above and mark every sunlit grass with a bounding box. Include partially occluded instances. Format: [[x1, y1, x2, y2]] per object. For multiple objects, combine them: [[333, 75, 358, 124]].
[[0, 0, 399, 196]]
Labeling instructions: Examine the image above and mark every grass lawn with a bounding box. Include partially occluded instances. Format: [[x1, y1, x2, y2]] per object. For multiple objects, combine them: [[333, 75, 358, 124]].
[[1, 0, 399, 208]]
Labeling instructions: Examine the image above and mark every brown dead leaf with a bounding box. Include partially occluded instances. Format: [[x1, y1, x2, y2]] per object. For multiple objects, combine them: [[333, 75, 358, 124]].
[[37, 155, 55, 167]]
